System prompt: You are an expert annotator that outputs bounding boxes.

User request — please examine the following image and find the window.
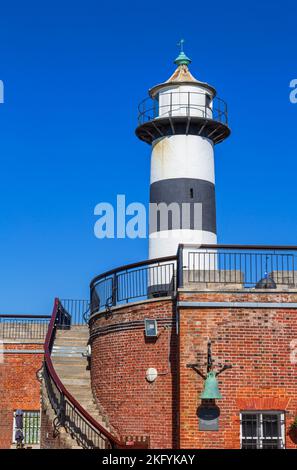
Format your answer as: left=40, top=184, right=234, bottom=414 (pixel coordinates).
left=240, top=412, right=285, bottom=449
left=205, top=94, right=212, bottom=108
left=13, top=410, right=40, bottom=445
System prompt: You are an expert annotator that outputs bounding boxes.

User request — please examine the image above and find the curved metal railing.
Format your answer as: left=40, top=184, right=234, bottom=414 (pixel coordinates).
left=43, top=298, right=126, bottom=449
left=90, top=255, right=177, bottom=315
left=137, top=92, right=228, bottom=126
left=90, top=245, right=297, bottom=316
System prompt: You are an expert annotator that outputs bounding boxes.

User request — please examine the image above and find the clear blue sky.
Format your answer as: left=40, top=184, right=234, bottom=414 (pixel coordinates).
left=0, top=0, right=296, bottom=314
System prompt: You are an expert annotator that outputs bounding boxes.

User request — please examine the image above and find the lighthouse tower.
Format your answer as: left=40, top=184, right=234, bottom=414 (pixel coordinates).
left=136, top=42, right=230, bottom=260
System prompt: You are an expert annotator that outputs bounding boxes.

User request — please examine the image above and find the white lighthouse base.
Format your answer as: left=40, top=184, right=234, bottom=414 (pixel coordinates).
left=149, top=229, right=217, bottom=260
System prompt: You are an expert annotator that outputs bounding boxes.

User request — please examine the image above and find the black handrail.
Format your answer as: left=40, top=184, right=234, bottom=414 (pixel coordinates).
left=192, top=244, right=297, bottom=251
left=177, top=244, right=297, bottom=288
left=0, top=314, right=50, bottom=319
left=90, top=255, right=177, bottom=287
left=90, top=255, right=177, bottom=315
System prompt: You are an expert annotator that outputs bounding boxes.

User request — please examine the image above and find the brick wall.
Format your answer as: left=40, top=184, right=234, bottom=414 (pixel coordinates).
left=0, top=342, right=43, bottom=448
left=178, top=290, right=297, bottom=448
left=90, top=298, right=178, bottom=449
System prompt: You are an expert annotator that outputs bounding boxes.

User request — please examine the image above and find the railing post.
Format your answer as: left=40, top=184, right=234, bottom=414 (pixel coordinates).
left=59, top=392, right=66, bottom=427
left=177, top=244, right=184, bottom=289
left=112, top=273, right=117, bottom=307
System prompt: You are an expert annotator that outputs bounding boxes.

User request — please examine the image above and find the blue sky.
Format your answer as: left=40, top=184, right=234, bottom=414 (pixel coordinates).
left=0, top=0, right=296, bottom=314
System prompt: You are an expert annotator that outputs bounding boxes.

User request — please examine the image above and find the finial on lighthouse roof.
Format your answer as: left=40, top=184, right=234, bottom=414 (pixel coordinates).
left=174, top=39, right=191, bottom=66
left=165, top=39, right=199, bottom=86
left=148, top=41, right=217, bottom=98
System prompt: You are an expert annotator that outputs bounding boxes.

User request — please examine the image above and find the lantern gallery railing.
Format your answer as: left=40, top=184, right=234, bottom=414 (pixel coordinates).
left=137, top=92, right=228, bottom=126
left=0, top=314, right=50, bottom=340
left=89, top=245, right=297, bottom=315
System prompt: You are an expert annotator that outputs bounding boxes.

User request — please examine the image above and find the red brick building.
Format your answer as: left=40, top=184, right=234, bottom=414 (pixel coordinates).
left=178, top=288, right=297, bottom=448
left=2, top=247, right=297, bottom=449
left=86, top=247, right=297, bottom=449
left=0, top=316, right=48, bottom=448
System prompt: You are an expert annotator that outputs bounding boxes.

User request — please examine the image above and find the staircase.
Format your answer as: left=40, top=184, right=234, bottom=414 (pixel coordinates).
left=42, top=299, right=134, bottom=449
left=42, top=299, right=149, bottom=449
left=52, top=326, right=110, bottom=433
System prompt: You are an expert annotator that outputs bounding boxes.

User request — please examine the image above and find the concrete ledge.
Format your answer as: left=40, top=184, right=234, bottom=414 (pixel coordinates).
left=177, top=301, right=297, bottom=309
left=0, top=349, right=44, bottom=354
left=1, top=339, right=45, bottom=344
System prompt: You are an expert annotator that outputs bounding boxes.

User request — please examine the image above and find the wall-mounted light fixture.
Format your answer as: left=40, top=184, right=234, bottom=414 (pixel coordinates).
left=144, top=319, right=158, bottom=338
left=146, top=367, right=158, bottom=382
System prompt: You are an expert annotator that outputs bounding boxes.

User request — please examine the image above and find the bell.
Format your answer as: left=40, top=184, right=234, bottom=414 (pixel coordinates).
left=200, top=371, right=222, bottom=400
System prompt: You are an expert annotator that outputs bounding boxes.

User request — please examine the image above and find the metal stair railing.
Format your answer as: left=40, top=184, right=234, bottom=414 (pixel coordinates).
left=43, top=298, right=130, bottom=449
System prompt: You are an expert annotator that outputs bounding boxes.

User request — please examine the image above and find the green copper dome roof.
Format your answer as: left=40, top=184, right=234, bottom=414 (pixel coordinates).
left=174, top=50, right=192, bottom=66
left=174, top=39, right=191, bottom=66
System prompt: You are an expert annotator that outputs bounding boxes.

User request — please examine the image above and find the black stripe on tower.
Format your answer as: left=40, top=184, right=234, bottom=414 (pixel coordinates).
left=149, top=178, right=216, bottom=234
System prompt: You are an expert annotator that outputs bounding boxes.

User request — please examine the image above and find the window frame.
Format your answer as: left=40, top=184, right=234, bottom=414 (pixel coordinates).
left=12, top=410, right=41, bottom=445
left=240, top=411, right=285, bottom=449
left=205, top=94, right=212, bottom=108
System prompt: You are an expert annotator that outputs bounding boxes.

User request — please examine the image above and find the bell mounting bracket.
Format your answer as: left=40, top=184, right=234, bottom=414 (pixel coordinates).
left=186, top=340, right=232, bottom=378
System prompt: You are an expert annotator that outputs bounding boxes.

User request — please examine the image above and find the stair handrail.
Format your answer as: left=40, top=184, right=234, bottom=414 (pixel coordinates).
left=44, top=297, right=127, bottom=448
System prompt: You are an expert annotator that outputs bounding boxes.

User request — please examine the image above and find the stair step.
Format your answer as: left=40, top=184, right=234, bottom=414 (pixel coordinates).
left=53, top=363, right=89, bottom=369
left=54, top=343, right=88, bottom=346
left=55, top=371, right=90, bottom=378
left=55, top=334, right=89, bottom=339
left=52, top=356, right=88, bottom=370
left=53, top=356, right=87, bottom=361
